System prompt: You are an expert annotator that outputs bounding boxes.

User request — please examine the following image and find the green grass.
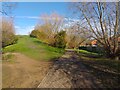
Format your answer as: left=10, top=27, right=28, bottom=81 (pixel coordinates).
left=65, top=49, right=101, bottom=58
left=78, top=49, right=120, bottom=73
left=78, top=49, right=120, bottom=88
left=82, top=57, right=120, bottom=73
left=78, top=49, right=99, bottom=55
left=3, top=35, right=64, bottom=61
left=77, top=49, right=102, bottom=58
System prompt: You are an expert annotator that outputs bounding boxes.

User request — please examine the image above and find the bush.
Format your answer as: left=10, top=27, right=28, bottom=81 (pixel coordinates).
left=30, top=30, right=39, bottom=38
left=2, top=31, right=18, bottom=48
left=78, top=46, right=104, bottom=54
left=30, top=30, right=67, bottom=48
left=53, top=31, right=66, bottom=48
left=79, top=46, right=87, bottom=50
left=30, top=29, right=48, bottom=43
left=2, top=18, right=18, bottom=48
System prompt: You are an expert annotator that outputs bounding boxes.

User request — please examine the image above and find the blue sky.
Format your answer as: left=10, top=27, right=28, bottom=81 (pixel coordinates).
left=3, top=2, right=70, bottom=35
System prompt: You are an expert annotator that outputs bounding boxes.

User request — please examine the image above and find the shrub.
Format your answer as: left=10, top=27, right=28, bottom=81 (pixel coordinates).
left=2, top=17, right=18, bottom=48
left=79, top=46, right=87, bottom=50
left=30, top=29, right=48, bottom=43
left=78, top=46, right=104, bottom=54
left=2, top=31, right=18, bottom=48
left=30, top=30, right=39, bottom=38
left=30, top=30, right=67, bottom=49
left=53, top=31, right=66, bottom=48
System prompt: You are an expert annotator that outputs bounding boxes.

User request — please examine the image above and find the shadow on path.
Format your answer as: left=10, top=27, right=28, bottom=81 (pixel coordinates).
left=38, top=51, right=103, bottom=88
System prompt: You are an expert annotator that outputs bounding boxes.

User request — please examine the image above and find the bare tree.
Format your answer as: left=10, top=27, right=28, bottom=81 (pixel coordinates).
left=65, top=22, right=92, bottom=48
left=1, top=17, right=18, bottom=48
left=0, top=3, right=17, bottom=48
left=0, top=2, right=17, bottom=16
left=71, top=2, right=119, bottom=59
left=35, top=12, right=64, bottom=45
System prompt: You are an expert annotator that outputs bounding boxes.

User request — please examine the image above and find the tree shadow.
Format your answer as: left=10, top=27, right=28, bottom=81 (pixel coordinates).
left=83, top=62, right=120, bottom=88
left=51, top=51, right=103, bottom=88
left=78, top=53, right=120, bottom=88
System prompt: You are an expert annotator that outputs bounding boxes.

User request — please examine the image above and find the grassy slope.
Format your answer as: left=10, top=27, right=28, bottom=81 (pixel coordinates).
left=3, top=35, right=64, bottom=61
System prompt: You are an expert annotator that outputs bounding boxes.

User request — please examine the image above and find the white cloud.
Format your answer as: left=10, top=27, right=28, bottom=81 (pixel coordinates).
left=15, top=25, right=35, bottom=35
left=63, top=18, right=80, bottom=28
left=15, top=16, right=63, bottom=21
left=64, top=18, right=79, bottom=22
left=15, top=16, right=80, bottom=22
left=15, top=26, right=21, bottom=29
left=15, top=16, right=40, bottom=19
left=14, top=16, right=80, bottom=35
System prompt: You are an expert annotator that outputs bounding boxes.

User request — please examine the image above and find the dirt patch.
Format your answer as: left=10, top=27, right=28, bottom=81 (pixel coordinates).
left=2, top=53, right=52, bottom=88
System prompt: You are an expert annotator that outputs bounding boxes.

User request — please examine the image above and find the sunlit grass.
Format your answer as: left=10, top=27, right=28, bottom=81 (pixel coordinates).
left=3, top=35, right=64, bottom=61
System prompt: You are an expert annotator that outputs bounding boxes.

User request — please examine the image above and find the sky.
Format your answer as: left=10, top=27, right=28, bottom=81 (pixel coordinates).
left=2, top=2, right=70, bottom=35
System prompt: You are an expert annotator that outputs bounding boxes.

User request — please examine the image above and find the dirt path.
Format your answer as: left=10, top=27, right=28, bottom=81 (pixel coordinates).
left=2, top=53, right=52, bottom=88
left=38, top=51, right=103, bottom=88
left=3, top=51, right=103, bottom=88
